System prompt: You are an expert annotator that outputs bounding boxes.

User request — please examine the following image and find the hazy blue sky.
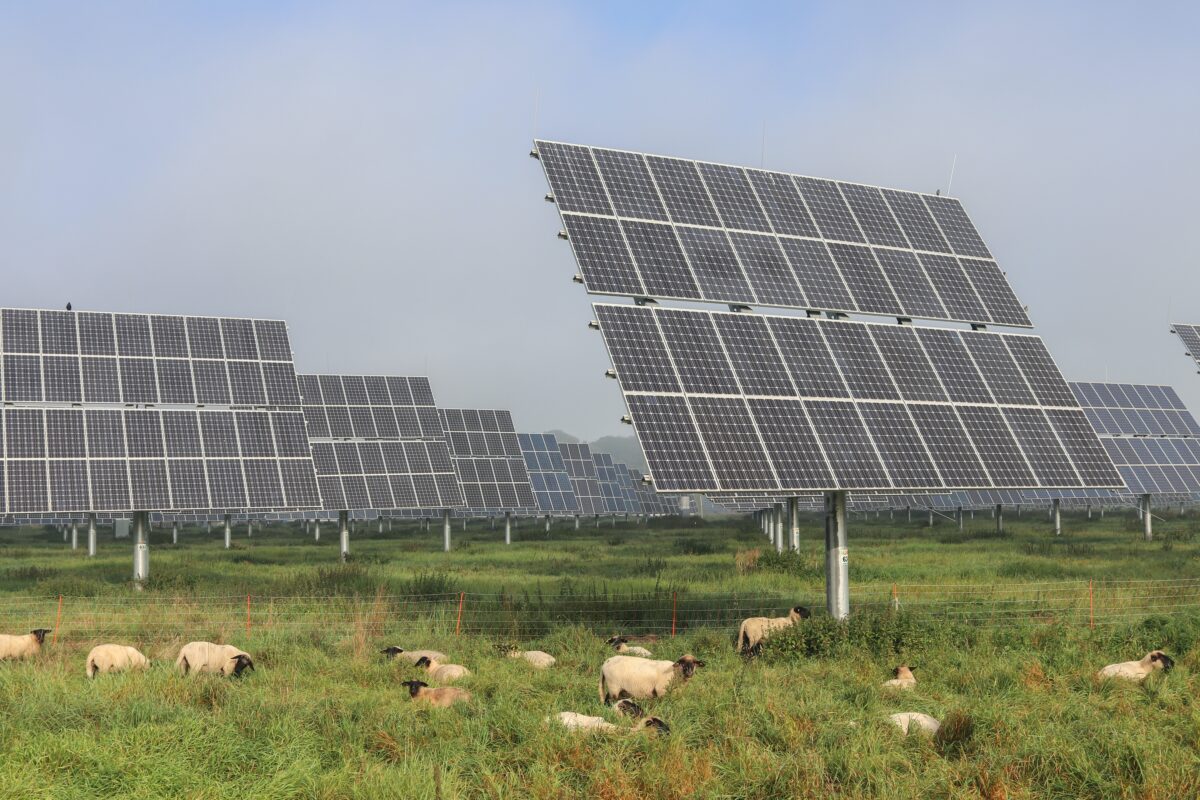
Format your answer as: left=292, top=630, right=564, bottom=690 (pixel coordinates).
left=2, top=2, right=1198, bottom=439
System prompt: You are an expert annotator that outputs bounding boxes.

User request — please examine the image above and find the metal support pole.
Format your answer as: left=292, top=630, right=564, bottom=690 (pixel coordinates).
left=462, top=516, right=467, bottom=532
left=172, top=521, right=178, bottom=545
left=224, top=514, right=232, bottom=549
left=1087, top=504, right=1092, bottom=520
left=825, top=491, right=849, bottom=620
left=71, top=522, right=78, bottom=551
left=339, top=510, right=350, bottom=561
left=906, top=506, right=912, bottom=523
left=1142, top=494, right=1153, bottom=541
left=957, top=506, right=963, bottom=532
left=443, top=509, right=453, bottom=552
left=773, top=503, right=784, bottom=554
left=789, top=497, right=800, bottom=551
left=504, top=511, right=512, bottom=545
left=928, top=508, right=934, bottom=527
left=314, top=518, right=321, bottom=541
left=379, top=519, right=384, bottom=534
left=247, top=521, right=253, bottom=538
left=490, top=516, right=496, bottom=530
left=574, top=514, right=580, bottom=531
left=133, top=511, right=149, bottom=584
left=87, top=513, right=97, bottom=557
left=545, top=514, right=551, bottom=533
left=1053, top=499, right=1062, bottom=536
left=996, top=504, right=1004, bottom=534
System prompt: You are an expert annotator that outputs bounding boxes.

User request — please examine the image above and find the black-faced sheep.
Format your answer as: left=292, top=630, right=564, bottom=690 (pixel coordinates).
left=86, top=644, right=150, bottom=678
left=548, top=711, right=670, bottom=735
left=400, top=679, right=471, bottom=707
left=0, top=629, right=50, bottom=661
left=1097, top=650, right=1175, bottom=682
left=508, top=649, right=556, bottom=669
left=380, top=646, right=447, bottom=665
left=606, top=636, right=653, bottom=658
left=599, top=654, right=704, bottom=704
left=614, top=698, right=644, bottom=718
left=414, top=655, right=471, bottom=682
left=175, top=641, right=254, bottom=677
left=737, top=606, right=810, bottom=654
left=882, top=665, right=916, bottom=690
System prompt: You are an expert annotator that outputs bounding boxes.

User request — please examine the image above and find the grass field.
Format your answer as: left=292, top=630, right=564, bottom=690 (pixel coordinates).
left=1, top=511, right=1199, bottom=798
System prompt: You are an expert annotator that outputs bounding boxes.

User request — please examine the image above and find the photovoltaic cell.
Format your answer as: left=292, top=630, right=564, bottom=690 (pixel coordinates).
left=440, top=407, right=536, bottom=513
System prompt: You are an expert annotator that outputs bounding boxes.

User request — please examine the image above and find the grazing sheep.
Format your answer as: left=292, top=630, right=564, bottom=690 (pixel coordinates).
left=85, top=644, right=149, bottom=678
left=599, top=654, right=705, bottom=704
left=737, top=606, right=810, bottom=654
left=614, top=698, right=644, bottom=718
left=1097, top=650, right=1175, bottom=682
left=400, top=679, right=471, bottom=707
left=380, top=646, right=447, bottom=665
left=607, top=636, right=653, bottom=658
left=889, top=712, right=941, bottom=736
left=414, top=656, right=471, bottom=683
left=175, top=642, right=254, bottom=677
left=0, top=629, right=51, bottom=661
left=548, top=711, right=670, bottom=735
left=508, top=649, right=556, bottom=669
left=883, top=665, right=916, bottom=690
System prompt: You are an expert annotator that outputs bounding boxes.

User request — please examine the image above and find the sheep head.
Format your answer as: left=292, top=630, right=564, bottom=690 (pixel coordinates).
left=640, top=717, right=670, bottom=735
left=790, top=606, right=812, bottom=621
left=414, top=656, right=432, bottom=668
left=1148, top=651, right=1175, bottom=673
left=893, top=665, right=914, bottom=679
left=674, top=654, right=705, bottom=679
left=30, top=629, right=51, bottom=644
left=380, top=646, right=405, bottom=659
left=230, top=654, right=255, bottom=676
left=606, top=636, right=627, bottom=646
left=614, top=699, right=644, bottom=719
left=400, top=680, right=428, bottom=697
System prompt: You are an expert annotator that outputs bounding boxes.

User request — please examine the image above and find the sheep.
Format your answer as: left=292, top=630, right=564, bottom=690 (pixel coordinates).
left=599, top=654, right=705, bottom=704
left=737, top=605, right=810, bottom=654
left=882, top=665, right=916, bottom=690
left=380, top=646, right=447, bottom=665
left=1097, top=650, right=1175, bottom=682
left=85, top=644, right=150, bottom=678
left=400, top=679, right=471, bottom=707
left=548, top=711, right=670, bottom=736
left=0, top=629, right=51, bottom=661
left=614, top=698, right=644, bottom=718
left=508, top=649, right=556, bottom=669
left=889, top=712, right=941, bottom=736
left=607, top=636, right=653, bottom=658
left=175, top=641, right=254, bottom=677
left=414, top=655, right=471, bottom=683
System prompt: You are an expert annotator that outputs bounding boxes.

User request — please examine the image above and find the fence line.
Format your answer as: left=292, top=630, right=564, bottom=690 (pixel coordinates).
left=2, top=578, right=1199, bottom=641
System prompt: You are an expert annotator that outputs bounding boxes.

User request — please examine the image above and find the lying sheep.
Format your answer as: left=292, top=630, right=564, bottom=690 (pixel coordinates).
left=889, top=712, right=940, bottom=736
left=614, top=698, right=644, bottom=718
left=548, top=711, right=670, bottom=735
left=883, top=665, right=916, bottom=690
left=414, top=656, right=471, bottom=683
left=508, top=649, right=556, bottom=669
left=380, top=646, right=447, bottom=665
left=175, top=641, right=254, bottom=677
left=86, top=644, right=150, bottom=678
left=599, top=654, right=704, bottom=704
left=607, top=636, right=653, bottom=658
left=0, top=629, right=51, bottom=661
left=1097, top=650, right=1175, bottom=682
left=400, top=679, right=471, bottom=707
left=737, top=606, right=810, bottom=654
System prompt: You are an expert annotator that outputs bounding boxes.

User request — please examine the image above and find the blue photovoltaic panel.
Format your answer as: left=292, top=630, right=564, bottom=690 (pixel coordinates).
left=1171, top=324, right=1200, bottom=373
left=535, top=141, right=1030, bottom=328
left=559, top=442, right=606, bottom=515
left=592, top=451, right=631, bottom=514
left=518, top=432, right=580, bottom=514
left=440, top=408, right=536, bottom=513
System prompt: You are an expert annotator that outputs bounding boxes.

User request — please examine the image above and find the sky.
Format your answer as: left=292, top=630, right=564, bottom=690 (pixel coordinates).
left=2, top=2, right=1198, bottom=440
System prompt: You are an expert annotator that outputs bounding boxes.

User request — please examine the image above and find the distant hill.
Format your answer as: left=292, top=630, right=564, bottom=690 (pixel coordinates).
left=544, top=430, right=647, bottom=472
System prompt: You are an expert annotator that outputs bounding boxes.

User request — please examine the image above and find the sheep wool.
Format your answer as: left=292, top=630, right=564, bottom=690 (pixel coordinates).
left=508, top=650, right=556, bottom=669
left=737, top=606, right=811, bottom=654
left=381, top=646, right=447, bottom=665
left=549, top=712, right=670, bottom=736
left=86, top=644, right=150, bottom=678
left=175, top=641, right=255, bottom=677
left=890, top=712, right=941, bottom=736
left=0, top=629, right=50, bottom=661
left=414, top=656, right=471, bottom=683
left=1097, top=650, right=1175, bottom=682
left=400, top=680, right=471, bottom=707
left=607, top=636, right=653, bottom=658
left=599, top=654, right=705, bottom=703
left=882, top=665, right=916, bottom=690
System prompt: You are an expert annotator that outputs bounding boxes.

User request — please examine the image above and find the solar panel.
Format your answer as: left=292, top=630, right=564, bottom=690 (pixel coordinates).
left=1070, top=381, right=1200, bottom=495
left=517, top=432, right=580, bottom=514
left=535, top=141, right=1030, bottom=327
left=558, top=442, right=606, bottom=515
left=0, top=308, right=320, bottom=514
left=612, top=462, right=643, bottom=515
left=594, top=303, right=1122, bottom=493
left=592, top=452, right=632, bottom=514
left=439, top=408, right=536, bottom=513
left=299, top=375, right=463, bottom=511
left=1171, top=324, right=1200, bottom=373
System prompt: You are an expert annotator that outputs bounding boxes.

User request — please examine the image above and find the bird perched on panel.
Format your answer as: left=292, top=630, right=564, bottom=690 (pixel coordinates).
left=66, top=302, right=72, bottom=311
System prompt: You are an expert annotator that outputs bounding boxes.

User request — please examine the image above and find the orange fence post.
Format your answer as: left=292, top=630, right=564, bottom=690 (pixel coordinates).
left=1088, top=580, right=1094, bottom=629
left=246, top=594, right=252, bottom=636
left=456, top=592, right=465, bottom=636
left=891, top=583, right=898, bottom=611
left=53, top=595, right=63, bottom=645
left=671, top=592, right=677, bottom=637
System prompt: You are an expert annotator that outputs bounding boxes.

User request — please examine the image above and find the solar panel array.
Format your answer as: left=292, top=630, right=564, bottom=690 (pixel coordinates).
left=558, top=442, right=605, bottom=515
left=1172, top=324, right=1200, bottom=372
left=439, top=409, right=537, bottom=513
left=299, top=375, right=463, bottom=511
left=628, top=468, right=671, bottom=515
left=535, top=140, right=1030, bottom=328
left=612, top=462, right=643, bottom=514
left=1071, top=382, right=1200, bottom=495
left=0, top=309, right=321, bottom=514
left=593, top=452, right=633, bottom=514
left=595, top=303, right=1122, bottom=493
left=518, top=432, right=580, bottom=514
